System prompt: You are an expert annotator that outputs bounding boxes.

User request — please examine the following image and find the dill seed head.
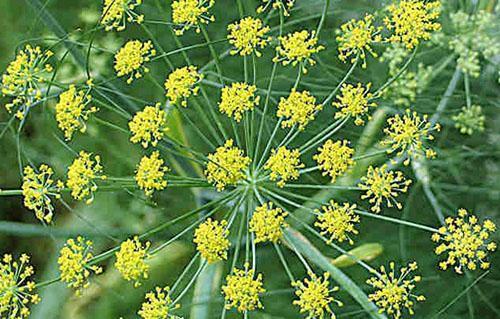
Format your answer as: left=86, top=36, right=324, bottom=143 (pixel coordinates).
left=164, top=66, right=202, bottom=107
left=313, top=139, right=355, bottom=183
left=315, top=200, right=360, bottom=244
left=66, top=151, right=107, bottom=204
left=222, top=263, right=265, bottom=312
left=193, top=218, right=230, bottom=263
left=264, top=146, right=304, bottom=187
left=129, top=103, right=169, bottom=148
left=114, top=40, right=156, bottom=84
left=452, top=105, right=485, bottom=135
left=227, top=17, right=271, bottom=57
left=135, top=151, right=170, bottom=197
left=293, top=272, right=342, bottom=319
left=115, top=237, right=151, bottom=287
left=249, top=202, right=288, bottom=243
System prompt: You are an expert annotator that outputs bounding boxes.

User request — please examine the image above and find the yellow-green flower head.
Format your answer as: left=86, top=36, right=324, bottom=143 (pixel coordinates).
left=1, top=45, right=53, bottom=119
left=333, top=83, right=376, bottom=126
left=171, top=0, right=215, bottom=35
left=273, top=30, right=324, bottom=73
left=249, top=202, right=288, bottom=243
left=135, top=151, right=170, bottom=197
left=358, top=165, right=411, bottom=213
left=382, top=109, right=440, bottom=165
left=129, top=103, right=169, bottom=148
left=277, top=89, right=322, bottom=130
left=57, top=237, right=102, bottom=296
left=264, top=146, right=304, bottom=187
left=227, top=17, right=271, bottom=57
left=22, top=164, right=64, bottom=224
left=101, top=0, right=144, bottom=31
left=257, top=0, right=295, bottom=16
left=383, top=0, right=441, bottom=50
left=0, top=254, right=41, bottom=319
left=315, top=200, right=360, bottom=245
left=222, top=263, right=265, bottom=312
left=431, top=208, right=497, bottom=274
left=219, top=82, right=260, bottom=122
left=336, top=14, right=382, bottom=68
left=164, top=66, right=202, bottom=107
left=67, top=151, right=107, bottom=204
left=115, top=237, right=151, bottom=287
left=367, top=262, right=425, bottom=319
left=114, top=40, right=156, bottom=84
left=193, top=218, right=230, bottom=263
left=138, top=286, right=180, bottom=319
left=205, top=139, right=251, bottom=191
left=55, top=84, right=97, bottom=141
left=452, top=105, right=485, bottom=135
left=313, top=139, right=354, bottom=183
left=292, top=272, right=342, bottom=319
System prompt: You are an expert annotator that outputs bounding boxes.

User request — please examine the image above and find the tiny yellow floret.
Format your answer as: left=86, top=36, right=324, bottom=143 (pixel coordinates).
left=315, top=200, right=360, bottom=244
left=277, top=89, right=322, bottom=130
left=333, top=83, right=376, bottom=126
left=222, top=263, right=265, bottom=312
left=264, top=147, right=304, bottom=187
left=164, top=66, right=202, bottom=107
left=115, top=237, right=151, bottom=287
left=249, top=202, right=288, bottom=243
left=66, top=151, right=107, bottom=204
left=129, top=103, right=169, bottom=148
left=313, top=139, right=354, bottom=183
left=219, top=82, right=260, bottom=122
left=227, top=17, right=271, bottom=57
left=135, top=151, right=170, bottom=196
left=194, top=218, right=230, bottom=263
left=293, top=272, right=342, bottom=319
left=114, top=40, right=156, bottom=84
left=257, top=0, right=295, bottom=16
left=138, top=286, right=180, bottom=319
left=273, top=30, right=324, bottom=73
left=171, top=0, right=215, bottom=35
left=101, top=0, right=144, bottom=31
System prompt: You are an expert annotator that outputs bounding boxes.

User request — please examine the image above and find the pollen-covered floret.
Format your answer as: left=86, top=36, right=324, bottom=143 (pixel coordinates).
left=219, top=82, right=260, bottom=122
left=333, top=83, right=376, bottom=126
left=228, top=17, right=271, bottom=57
left=135, top=151, right=169, bottom=196
left=138, top=286, right=180, bottom=319
left=171, top=0, right=215, bottom=35
left=115, top=237, right=151, bottom=287
left=277, top=89, right=322, bottom=130
left=114, top=40, right=156, bottom=84
left=66, top=151, right=107, bottom=204
left=164, top=66, right=202, bottom=107
left=249, top=202, right=288, bottom=243
left=129, top=103, right=169, bottom=148
left=273, top=30, right=324, bottom=73
left=432, top=208, right=496, bottom=274
left=359, top=165, right=411, bottom=213
left=257, top=0, right=295, bottom=16
left=452, top=105, right=485, bottom=135
left=313, top=140, right=354, bottom=183
left=293, top=272, right=342, bottom=319
left=101, top=0, right=144, bottom=31
left=193, top=218, right=230, bottom=263
left=222, top=263, right=265, bottom=312
left=315, top=200, right=360, bottom=244
left=264, top=147, right=304, bottom=187
left=367, top=262, right=425, bottom=319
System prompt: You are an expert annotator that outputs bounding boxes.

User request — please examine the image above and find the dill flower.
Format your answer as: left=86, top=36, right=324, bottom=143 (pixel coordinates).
left=114, top=40, right=156, bottom=84
left=367, top=262, right=425, bottom=319
left=21, top=164, right=64, bottom=223
left=129, top=103, right=169, bottom=148
left=452, top=105, right=485, bottom=135
left=115, top=237, right=151, bottom=287
left=384, top=0, right=441, bottom=49
left=101, top=0, right=144, bottom=31
left=264, top=146, right=304, bottom=187
left=315, top=200, right=360, bottom=244
left=205, top=139, right=251, bottom=191
left=249, top=202, right=288, bottom=243
left=1, top=45, right=53, bottom=119
left=227, top=17, right=271, bottom=57
left=277, top=89, right=322, bottom=130
left=0, top=254, right=40, bottom=319
left=292, top=272, right=342, bottom=319
left=164, top=66, right=202, bottom=107
left=171, top=0, right=215, bottom=35
left=336, top=14, right=382, bottom=68
left=218, top=82, right=260, bottom=122
left=313, top=139, right=354, bottom=183
left=431, top=208, right=497, bottom=274
left=66, top=151, right=107, bottom=204
left=193, top=218, right=230, bottom=263
left=273, top=30, right=324, bottom=73
left=257, top=0, right=295, bottom=16
left=138, top=286, right=180, bottom=319
left=55, top=84, right=97, bottom=140
left=358, top=165, right=411, bottom=213
left=332, top=83, right=376, bottom=126
left=135, top=151, right=169, bottom=196
left=222, top=263, right=265, bottom=312
left=57, top=237, right=102, bottom=296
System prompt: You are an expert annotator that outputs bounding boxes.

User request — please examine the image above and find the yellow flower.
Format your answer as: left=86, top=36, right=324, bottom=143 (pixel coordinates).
left=273, top=30, right=324, bottom=73
left=222, top=263, right=265, bottom=312
left=101, top=0, right=144, bottom=31
left=367, top=262, right=425, bottom=319
left=135, top=151, right=170, bottom=197
left=257, top=0, right=295, bottom=16
left=332, top=83, right=376, bottom=126
left=336, top=14, right=382, bottom=68
left=219, top=82, right=260, bottom=122
left=114, top=40, right=156, bottom=84
left=22, top=164, right=64, bottom=223
left=277, top=89, right=322, bottom=130
left=205, top=139, right=251, bottom=191
left=227, top=17, right=271, bottom=57
left=138, top=286, right=180, bottom=319
left=293, top=272, right=342, bottom=319
left=358, top=165, right=411, bottom=213
left=0, top=254, right=41, bottom=319
left=55, top=84, right=97, bottom=140
left=129, top=103, right=169, bottom=148
left=313, top=140, right=354, bottom=183
left=67, top=151, right=107, bottom=204
left=1, top=45, right=53, bottom=119
left=249, top=202, right=288, bottom=243
left=315, top=200, right=360, bottom=244
left=264, top=147, right=304, bottom=187
left=432, top=208, right=497, bottom=274
left=193, top=218, right=230, bottom=263
left=57, top=237, right=102, bottom=296
left=164, top=66, right=202, bottom=107
left=171, top=0, right=215, bottom=35
left=115, top=237, right=151, bottom=287
left=384, top=0, right=441, bottom=49
left=382, top=109, right=440, bottom=165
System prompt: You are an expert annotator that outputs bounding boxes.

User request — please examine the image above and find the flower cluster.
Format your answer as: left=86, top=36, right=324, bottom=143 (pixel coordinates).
left=264, top=146, right=304, bottom=187
left=135, top=151, right=170, bottom=196
left=222, top=264, right=265, bottom=312
left=218, top=82, right=260, bottom=122
left=194, top=218, right=230, bottom=263
left=313, top=139, right=354, bottom=183
left=164, top=66, right=202, bottom=107
left=129, top=103, right=169, bottom=148
left=293, top=272, right=341, bottom=319
left=249, top=202, right=288, bottom=243
left=257, top=0, right=295, bottom=16
left=274, top=30, right=324, bottom=73
left=277, top=89, right=321, bottom=130
left=114, top=40, right=156, bottom=84
left=452, top=105, right=485, bottom=135
left=101, top=0, right=144, bottom=31
left=315, top=200, right=360, bottom=244
left=115, top=237, right=151, bottom=287
left=138, top=286, right=179, bottom=319
left=66, top=151, right=106, bottom=203
left=227, top=17, right=271, bottom=57
left=333, top=83, right=375, bottom=126
left=171, top=0, right=215, bottom=35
